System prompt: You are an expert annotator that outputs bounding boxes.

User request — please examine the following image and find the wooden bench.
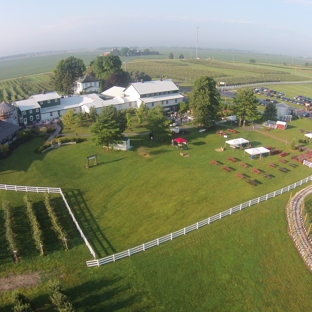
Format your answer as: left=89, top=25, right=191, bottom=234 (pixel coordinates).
left=263, top=173, right=272, bottom=179
left=246, top=179, right=257, bottom=186
left=221, top=166, right=231, bottom=172
left=235, top=172, right=245, bottom=179
left=278, top=167, right=288, bottom=173
left=251, top=168, right=261, bottom=174
left=278, top=152, right=288, bottom=157
left=227, top=156, right=237, bottom=162
left=269, top=163, right=277, bottom=168
left=289, top=163, right=297, bottom=168
left=209, top=160, right=218, bottom=166
left=239, top=162, right=249, bottom=168
left=279, top=159, right=287, bottom=163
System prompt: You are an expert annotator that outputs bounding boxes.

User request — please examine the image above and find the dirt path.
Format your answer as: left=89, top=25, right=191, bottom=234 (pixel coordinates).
left=0, top=271, right=41, bottom=291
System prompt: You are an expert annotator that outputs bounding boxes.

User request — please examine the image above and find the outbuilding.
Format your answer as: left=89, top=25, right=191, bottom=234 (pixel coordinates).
left=276, top=121, right=287, bottom=130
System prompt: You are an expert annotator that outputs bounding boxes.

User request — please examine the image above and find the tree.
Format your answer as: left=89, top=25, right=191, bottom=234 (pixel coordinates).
left=189, top=76, right=221, bottom=128
left=89, top=106, right=98, bottom=122
left=136, top=102, right=148, bottom=126
left=232, top=88, right=261, bottom=127
left=126, top=112, right=132, bottom=129
left=0, top=144, right=9, bottom=156
left=178, top=102, right=189, bottom=115
left=146, top=105, right=170, bottom=134
left=305, top=62, right=309, bottom=67
left=61, top=109, right=75, bottom=128
left=90, top=106, right=126, bottom=149
left=130, top=71, right=152, bottom=82
left=249, top=59, right=256, bottom=64
left=52, top=56, right=86, bottom=94
left=103, top=71, right=131, bottom=90
left=168, top=52, right=174, bottom=59
left=76, top=112, right=84, bottom=126
left=263, top=102, right=277, bottom=121
left=179, top=54, right=184, bottom=59
left=92, top=55, right=122, bottom=81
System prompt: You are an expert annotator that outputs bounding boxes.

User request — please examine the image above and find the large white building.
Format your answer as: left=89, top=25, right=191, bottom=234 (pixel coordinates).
left=14, top=80, right=184, bottom=123
left=75, top=74, right=100, bottom=94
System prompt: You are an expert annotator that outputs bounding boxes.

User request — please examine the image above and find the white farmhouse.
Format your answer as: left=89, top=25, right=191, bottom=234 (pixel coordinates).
left=75, top=74, right=100, bottom=94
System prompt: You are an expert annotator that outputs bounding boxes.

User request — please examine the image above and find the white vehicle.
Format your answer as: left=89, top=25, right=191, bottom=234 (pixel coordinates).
left=170, top=126, right=180, bottom=134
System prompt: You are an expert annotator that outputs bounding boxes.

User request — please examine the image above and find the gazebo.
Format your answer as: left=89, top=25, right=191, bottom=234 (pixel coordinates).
left=225, top=138, right=249, bottom=149
left=244, top=147, right=270, bottom=159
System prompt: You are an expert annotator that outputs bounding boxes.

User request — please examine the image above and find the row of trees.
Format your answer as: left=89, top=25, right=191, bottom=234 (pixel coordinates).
left=52, top=54, right=152, bottom=95
left=168, top=53, right=184, bottom=59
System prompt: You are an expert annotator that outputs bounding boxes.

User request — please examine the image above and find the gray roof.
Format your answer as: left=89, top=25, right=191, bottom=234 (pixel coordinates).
left=77, top=74, right=99, bottom=83
left=13, top=99, right=41, bottom=111
left=0, top=102, right=18, bottom=115
left=0, top=120, right=21, bottom=142
left=126, top=80, right=179, bottom=95
left=30, top=91, right=61, bottom=102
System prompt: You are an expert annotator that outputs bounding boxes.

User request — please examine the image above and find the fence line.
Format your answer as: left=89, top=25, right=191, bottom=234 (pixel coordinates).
left=0, top=183, right=96, bottom=259
left=303, top=160, right=312, bottom=168
left=86, top=175, right=312, bottom=267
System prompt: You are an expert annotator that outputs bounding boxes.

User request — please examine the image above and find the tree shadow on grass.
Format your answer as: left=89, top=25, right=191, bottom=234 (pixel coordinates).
left=60, top=189, right=116, bottom=258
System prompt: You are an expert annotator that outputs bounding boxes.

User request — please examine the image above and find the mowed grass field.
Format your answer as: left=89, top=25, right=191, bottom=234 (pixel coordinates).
left=1, top=117, right=312, bottom=310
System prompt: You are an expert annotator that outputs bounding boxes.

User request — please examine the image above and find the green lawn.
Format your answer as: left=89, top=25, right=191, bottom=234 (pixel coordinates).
left=1, top=120, right=312, bottom=310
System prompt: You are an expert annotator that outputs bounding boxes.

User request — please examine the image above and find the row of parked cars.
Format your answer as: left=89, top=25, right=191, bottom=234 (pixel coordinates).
left=254, top=87, right=311, bottom=107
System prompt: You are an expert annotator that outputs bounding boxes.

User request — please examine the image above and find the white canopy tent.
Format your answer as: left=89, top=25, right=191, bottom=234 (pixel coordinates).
left=225, top=138, right=249, bottom=149
left=244, top=147, right=270, bottom=159
left=305, top=133, right=312, bottom=139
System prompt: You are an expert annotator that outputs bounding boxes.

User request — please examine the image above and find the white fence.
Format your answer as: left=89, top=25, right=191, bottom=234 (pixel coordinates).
left=86, top=175, right=312, bottom=267
left=303, top=160, right=312, bottom=168
left=0, top=183, right=96, bottom=259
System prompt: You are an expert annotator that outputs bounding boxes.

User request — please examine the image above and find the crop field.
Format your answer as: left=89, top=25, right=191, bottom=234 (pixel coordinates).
left=1, top=116, right=312, bottom=310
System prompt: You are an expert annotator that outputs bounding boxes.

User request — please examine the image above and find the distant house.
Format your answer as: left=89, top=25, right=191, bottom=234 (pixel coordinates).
left=276, top=102, right=291, bottom=120
left=13, top=98, right=41, bottom=125
left=0, top=102, right=21, bottom=126
left=75, top=74, right=100, bottom=94
left=0, top=120, right=21, bottom=145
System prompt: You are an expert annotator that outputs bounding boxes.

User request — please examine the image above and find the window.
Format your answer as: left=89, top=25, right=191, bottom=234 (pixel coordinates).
left=36, top=115, right=40, bottom=120
left=29, top=110, right=32, bottom=114
left=47, top=100, right=50, bottom=103
left=30, top=116, right=33, bottom=121
left=175, top=99, right=178, bottom=103
left=129, top=103, right=132, bottom=107
left=166, top=100, right=169, bottom=104
left=20, top=118, right=23, bottom=123
left=55, top=99, right=57, bottom=102
left=40, top=101, right=43, bottom=104
left=50, top=112, right=53, bottom=117
left=24, top=118, right=27, bottom=124
left=151, top=103, right=154, bottom=107
left=22, top=111, right=26, bottom=115
left=36, top=109, right=39, bottom=112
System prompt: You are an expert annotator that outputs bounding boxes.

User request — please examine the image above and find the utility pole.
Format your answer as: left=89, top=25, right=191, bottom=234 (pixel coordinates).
left=196, top=26, right=199, bottom=59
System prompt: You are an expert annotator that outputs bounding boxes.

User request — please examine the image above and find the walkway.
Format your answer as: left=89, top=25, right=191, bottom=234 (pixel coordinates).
left=254, top=129, right=288, bottom=143
left=47, top=123, right=62, bottom=142
left=286, top=185, right=312, bottom=272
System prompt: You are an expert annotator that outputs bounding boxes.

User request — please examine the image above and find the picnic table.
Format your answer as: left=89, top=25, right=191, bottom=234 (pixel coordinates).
left=251, top=168, right=261, bottom=174
left=239, top=162, right=249, bottom=168
left=289, top=163, right=297, bottom=168
left=221, top=165, right=231, bottom=172
left=278, top=167, right=288, bottom=173
left=246, top=179, right=257, bottom=186
left=227, top=156, right=237, bottom=162
left=279, top=159, right=287, bottom=163
left=269, top=163, right=277, bottom=168
left=235, top=172, right=245, bottom=179
left=263, top=173, right=272, bottom=179
left=227, top=129, right=237, bottom=134
left=210, top=160, right=218, bottom=166
left=279, top=152, right=288, bottom=157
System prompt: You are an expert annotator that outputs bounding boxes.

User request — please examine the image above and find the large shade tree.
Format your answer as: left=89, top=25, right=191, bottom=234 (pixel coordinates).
left=90, top=106, right=126, bottom=149
left=263, top=102, right=277, bottom=121
left=232, top=88, right=261, bottom=127
left=92, top=55, right=122, bottom=81
left=52, top=56, right=86, bottom=94
left=146, top=105, right=170, bottom=134
left=189, top=76, right=221, bottom=127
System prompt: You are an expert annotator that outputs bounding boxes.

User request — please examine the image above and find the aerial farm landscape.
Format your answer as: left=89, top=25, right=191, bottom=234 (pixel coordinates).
left=2, top=1, right=312, bottom=311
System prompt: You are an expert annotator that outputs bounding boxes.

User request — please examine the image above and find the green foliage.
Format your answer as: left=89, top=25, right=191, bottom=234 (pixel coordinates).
left=168, top=52, right=174, bottom=59
left=263, top=102, right=277, bottom=121
left=62, top=109, right=75, bottom=128
left=90, top=105, right=127, bottom=148
left=12, top=291, right=33, bottom=312
left=48, top=280, right=75, bottom=312
left=89, top=105, right=98, bottom=122
left=249, top=59, right=256, bottom=63
left=44, top=193, right=68, bottom=250
left=52, top=56, right=86, bottom=94
left=23, top=195, right=44, bottom=256
left=3, top=201, right=18, bottom=261
left=189, top=76, right=221, bottom=127
left=178, top=102, right=189, bottom=114
left=179, top=54, right=184, bottom=59
left=126, top=112, right=132, bottom=129
left=146, top=105, right=170, bottom=133
left=290, top=139, right=296, bottom=150
left=75, top=112, right=84, bottom=126
left=92, top=55, right=122, bottom=81
left=232, top=88, right=262, bottom=127
left=129, top=71, right=152, bottom=82
left=0, top=143, right=9, bottom=156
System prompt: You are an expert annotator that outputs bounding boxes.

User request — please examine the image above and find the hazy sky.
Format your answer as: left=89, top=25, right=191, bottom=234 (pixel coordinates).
left=1, top=0, right=312, bottom=57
